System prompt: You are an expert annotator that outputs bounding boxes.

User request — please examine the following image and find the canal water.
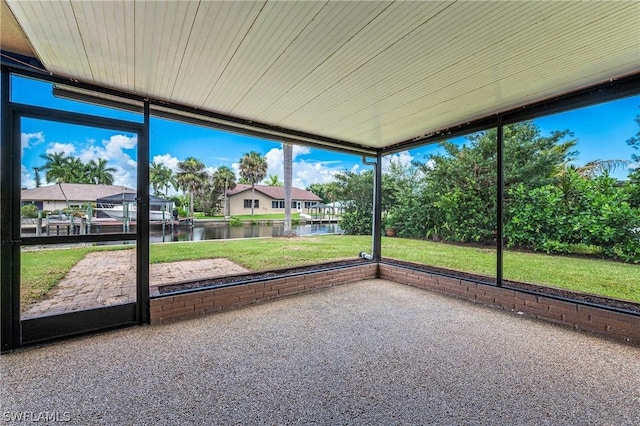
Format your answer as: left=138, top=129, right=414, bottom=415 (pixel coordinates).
left=149, top=222, right=342, bottom=243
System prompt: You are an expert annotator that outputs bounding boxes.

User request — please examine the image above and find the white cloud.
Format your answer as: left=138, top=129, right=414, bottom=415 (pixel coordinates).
left=205, top=166, right=216, bottom=178
left=46, top=142, right=76, bottom=156
left=41, top=135, right=139, bottom=189
left=21, top=132, right=44, bottom=153
left=231, top=162, right=240, bottom=180
left=75, top=135, right=138, bottom=188
left=264, top=148, right=285, bottom=180
left=152, top=154, right=180, bottom=172
left=21, top=165, right=36, bottom=189
left=382, top=151, right=413, bottom=171
left=264, top=145, right=345, bottom=189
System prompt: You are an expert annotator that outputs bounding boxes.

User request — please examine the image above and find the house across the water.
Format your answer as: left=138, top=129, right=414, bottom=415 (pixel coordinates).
left=225, top=184, right=322, bottom=216
left=21, top=183, right=136, bottom=212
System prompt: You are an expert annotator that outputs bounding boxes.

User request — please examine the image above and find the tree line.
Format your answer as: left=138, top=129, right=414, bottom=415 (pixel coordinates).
left=35, top=150, right=273, bottom=218
left=150, top=151, right=270, bottom=218
left=36, top=152, right=117, bottom=186
left=335, top=119, right=640, bottom=263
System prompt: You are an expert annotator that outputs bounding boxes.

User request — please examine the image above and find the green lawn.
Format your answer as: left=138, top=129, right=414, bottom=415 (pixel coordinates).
left=381, top=238, right=640, bottom=303
left=149, top=235, right=367, bottom=270
left=20, top=236, right=640, bottom=310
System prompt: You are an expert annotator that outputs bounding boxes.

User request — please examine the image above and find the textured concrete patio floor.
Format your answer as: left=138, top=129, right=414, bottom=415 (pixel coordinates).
left=3, top=279, right=639, bottom=425
left=22, top=250, right=249, bottom=319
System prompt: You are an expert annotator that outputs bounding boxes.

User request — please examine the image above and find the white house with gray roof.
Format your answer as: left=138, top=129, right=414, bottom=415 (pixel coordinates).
left=21, top=183, right=136, bottom=212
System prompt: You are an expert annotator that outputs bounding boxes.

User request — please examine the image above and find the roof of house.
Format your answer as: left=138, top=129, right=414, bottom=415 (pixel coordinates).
left=21, top=183, right=136, bottom=202
left=227, top=184, right=321, bottom=202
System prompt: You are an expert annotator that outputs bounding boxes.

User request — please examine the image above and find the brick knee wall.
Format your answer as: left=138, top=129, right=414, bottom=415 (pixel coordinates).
left=150, top=263, right=378, bottom=324
left=379, top=263, right=640, bottom=346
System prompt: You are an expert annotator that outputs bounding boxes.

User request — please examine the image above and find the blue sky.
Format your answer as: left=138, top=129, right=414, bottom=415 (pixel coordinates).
left=13, top=74, right=640, bottom=191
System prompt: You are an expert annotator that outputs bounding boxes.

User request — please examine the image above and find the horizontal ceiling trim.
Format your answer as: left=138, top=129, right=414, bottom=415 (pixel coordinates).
left=2, top=64, right=376, bottom=156
left=150, top=105, right=377, bottom=156
left=381, top=71, right=640, bottom=155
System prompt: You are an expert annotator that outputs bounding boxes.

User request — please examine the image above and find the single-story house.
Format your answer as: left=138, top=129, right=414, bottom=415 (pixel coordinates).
left=225, top=184, right=322, bottom=216
left=21, top=183, right=136, bottom=212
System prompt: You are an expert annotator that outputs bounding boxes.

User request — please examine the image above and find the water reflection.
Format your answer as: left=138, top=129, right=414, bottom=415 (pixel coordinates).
left=149, top=223, right=342, bottom=243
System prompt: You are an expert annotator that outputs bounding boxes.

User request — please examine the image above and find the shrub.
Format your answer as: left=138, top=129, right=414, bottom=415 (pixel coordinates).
left=21, top=204, right=39, bottom=218
left=339, top=210, right=372, bottom=235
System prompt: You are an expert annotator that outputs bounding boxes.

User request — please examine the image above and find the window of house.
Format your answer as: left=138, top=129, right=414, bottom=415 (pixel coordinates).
left=244, top=199, right=259, bottom=208
left=271, top=200, right=285, bottom=209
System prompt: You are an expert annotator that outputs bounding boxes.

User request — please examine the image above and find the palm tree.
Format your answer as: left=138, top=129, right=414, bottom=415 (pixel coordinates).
left=575, top=159, right=631, bottom=179
left=40, top=152, right=72, bottom=183
left=212, top=166, right=236, bottom=217
left=33, top=167, right=42, bottom=188
left=283, top=144, right=293, bottom=236
left=176, top=157, right=209, bottom=219
left=267, top=174, right=282, bottom=186
left=238, top=151, right=268, bottom=216
left=87, top=158, right=116, bottom=185
left=150, top=162, right=175, bottom=196
left=555, top=158, right=630, bottom=181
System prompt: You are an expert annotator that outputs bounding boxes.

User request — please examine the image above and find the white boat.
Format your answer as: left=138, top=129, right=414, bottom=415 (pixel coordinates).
left=99, top=204, right=173, bottom=221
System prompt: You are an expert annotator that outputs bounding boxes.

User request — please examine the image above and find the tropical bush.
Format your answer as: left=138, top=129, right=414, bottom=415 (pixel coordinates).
left=335, top=170, right=374, bottom=235
left=21, top=204, right=39, bottom=218
left=337, top=120, right=640, bottom=263
left=505, top=172, right=640, bottom=261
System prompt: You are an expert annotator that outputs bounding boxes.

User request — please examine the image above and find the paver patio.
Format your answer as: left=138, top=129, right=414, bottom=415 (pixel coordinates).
left=22, top=250, right=249, bottom=319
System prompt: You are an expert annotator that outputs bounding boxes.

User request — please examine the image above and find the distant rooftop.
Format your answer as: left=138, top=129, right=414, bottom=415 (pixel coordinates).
left=21, top=183, right=135, bottom=202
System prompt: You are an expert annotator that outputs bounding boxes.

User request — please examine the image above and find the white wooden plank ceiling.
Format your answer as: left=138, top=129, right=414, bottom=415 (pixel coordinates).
left=4, top=0, right=640, bottom=149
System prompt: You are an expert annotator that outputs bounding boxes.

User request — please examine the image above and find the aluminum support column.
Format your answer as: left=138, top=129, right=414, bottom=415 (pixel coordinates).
left=137, top=101, right=150, bottom=324
left=496, top=118, right=504, bottom=287
left=372, top=153, right=383, bottom=262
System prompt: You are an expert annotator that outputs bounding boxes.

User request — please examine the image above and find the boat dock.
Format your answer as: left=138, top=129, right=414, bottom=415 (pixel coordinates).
left=20, top=217, right=189, bottom=237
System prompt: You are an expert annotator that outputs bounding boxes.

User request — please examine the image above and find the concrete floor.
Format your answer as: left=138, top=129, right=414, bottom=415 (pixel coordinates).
left=2, top=279, right=639, bottom=425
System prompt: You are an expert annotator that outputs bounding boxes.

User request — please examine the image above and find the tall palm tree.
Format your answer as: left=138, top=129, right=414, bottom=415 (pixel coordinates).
left=40, top=152, right=72, bottom=183
left=176, top=157, right=209, bottom=219
left=212, top=166, right=236, bottom=217
left=283, top=144, right=293, bottom=236
left=150, top=162, right=175, bottom=196
left=87, top=158, right=116, bottom=185
left=33, top=167, right=42, bottom=188
left=238, top=151, right=268, bottom=216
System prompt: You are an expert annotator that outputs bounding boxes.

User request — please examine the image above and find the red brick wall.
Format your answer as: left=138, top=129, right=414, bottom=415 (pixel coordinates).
left=150, top=263, right=378, bottom=324
left=379, top=263, right=640, bottom=346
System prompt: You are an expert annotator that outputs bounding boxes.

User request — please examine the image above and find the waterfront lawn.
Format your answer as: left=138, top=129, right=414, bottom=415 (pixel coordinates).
left=20, top=236, right=640, bottom=308
left=149, top=235, right=368, bottom=270
left=381, top=238, right=640, bottom=303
